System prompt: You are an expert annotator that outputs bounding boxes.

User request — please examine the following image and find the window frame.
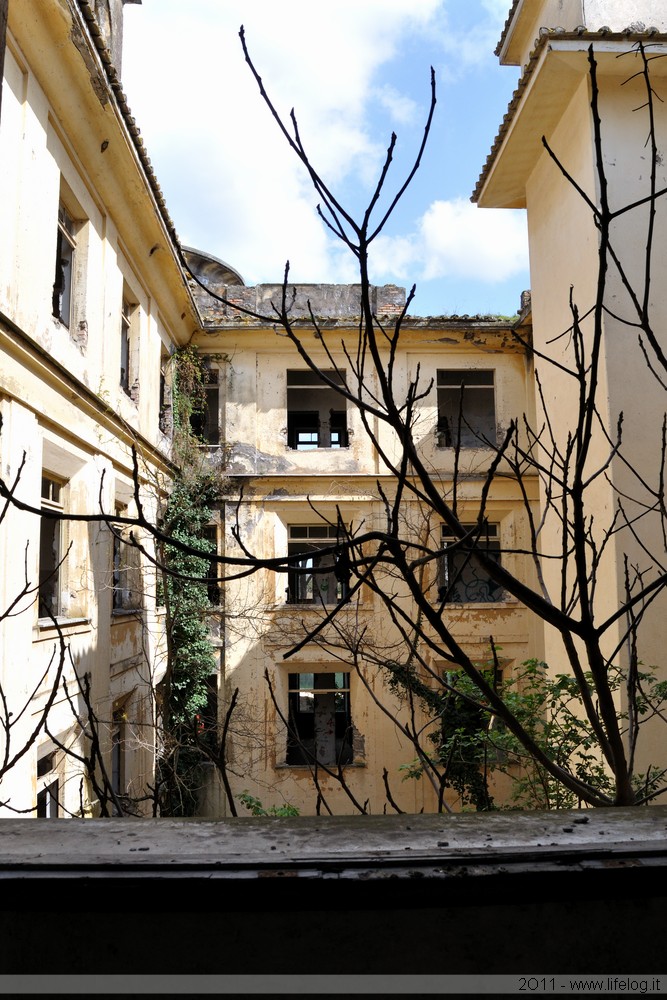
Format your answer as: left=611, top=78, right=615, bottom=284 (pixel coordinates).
left=190, top=365, right=220, bottom=445
left=286, top=370, right=348, bottom=450
left=52, top=203, right=76, bottom=328
left=439, top=522, right=504, bottom=605
left=112, top=504, right=142, bottom=614
left=286, top=671, right=353, bottom=767
left=436, top=369, right=496, bottom=449
left=286, top=524, right=349, bottom=606
left=36, top=748, right=61, bottom=819
left=39, top=474, right=66, bottom=620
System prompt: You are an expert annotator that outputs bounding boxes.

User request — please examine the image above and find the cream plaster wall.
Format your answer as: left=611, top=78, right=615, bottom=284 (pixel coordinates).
left=194, top=321, right=539, bottom=816
left=0, top=3, right=196, bottom=817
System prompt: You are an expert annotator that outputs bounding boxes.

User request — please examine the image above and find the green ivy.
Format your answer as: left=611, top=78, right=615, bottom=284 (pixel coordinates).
left=157, top=347, right=223, bottom=816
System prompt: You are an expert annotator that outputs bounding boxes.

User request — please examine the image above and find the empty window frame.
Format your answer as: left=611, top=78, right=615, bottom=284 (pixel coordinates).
left=52, top=203, right=76, bottom=327
left=287, top=524, right=348, bottom=605
left=36, top=750, right=60, bottom=818
left=439, top=523, right=503, bottom=604
left=39, top=475, right=65, bottom=618
left=111, top=707, right=125, bottom=806
left=112, top=505, right=141, bottom=612
left=120, top=296, right=135, bottom=395
left=190, top=367, right=220, bottom=445
left=159, top=350, right=172, bottom=435
left=286, top=672, right=353, bottom=766
left=287, top=370, right=347, bottom=450
left=195, top=673, right=219, bottom=752
left=437, top=370, right=496, bottom=449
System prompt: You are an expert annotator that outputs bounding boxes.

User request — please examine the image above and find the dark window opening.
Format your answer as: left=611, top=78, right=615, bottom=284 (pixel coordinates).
left=37, top=780, right=59, bottom=818
left=39, top=475, right=64, bottom=618
left=437, top=370, right=496, bottom=449
left=36, top=750, right=59, bottom=819
left=202, top=525, right=221, bottom=606
left=287, top=370, right=347, bottom=450
left=439, top=523, right=503, bottom=604
left=195, top=674, right=219, bottom=752
left=159, top=358, right=171, bottom=434
left=287, top=524, right=348, bottom=605
left=286, top=672, right=353, bottom=766
left=120, top=297, right=133, bottom=394
left=112, top=506, right=141, bottom=612
left=190, top=369, right=220, bottom=445
left=111, top=709, right=124, bottom=799
left=52, top=204, right=75, bottom=327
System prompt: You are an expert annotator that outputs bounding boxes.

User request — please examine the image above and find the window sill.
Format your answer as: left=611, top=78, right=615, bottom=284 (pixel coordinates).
left=111, top=608, right=143, bottom=618
left=283, top=602, right=344, bottom=610
left=37, top=616, right=89, bottom=631
left=438, top=598, right=517, bottom=609
left=275, top=761, right=366, bottom=770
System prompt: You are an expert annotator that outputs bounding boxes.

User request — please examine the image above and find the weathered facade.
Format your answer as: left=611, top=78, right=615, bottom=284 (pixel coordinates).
left=186, top=270, right=540, bottom=816
left=2, top=0, right=667, bottom=820
left=0, top=0, right=199, bottom=816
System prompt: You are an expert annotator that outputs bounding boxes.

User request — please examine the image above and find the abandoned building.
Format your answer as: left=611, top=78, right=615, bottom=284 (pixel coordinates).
left=1, top=0, right=667, bottom=820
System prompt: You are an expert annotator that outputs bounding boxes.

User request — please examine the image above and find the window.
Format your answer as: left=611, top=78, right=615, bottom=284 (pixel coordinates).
left=287, top=370, right=347, bottom=450
left=195, top=673, right=219, bottom=752
left=39, top=475, right=65, bottom=618
left=52, top=203, right=76, bottom=327
left=36, top=750, right=60, bottom=818
left=437, top=370, right=496, bottom=448
left=111, top=708, right=125, bottom=807
left=190, top=367, right=220, bottom=444
left=112, top=506, right=142, bottom=612
left=202, top=525, right=221, bottom=606
left=159, top=350, right=172, bottom=435
left=287, top=525, right=348, bottom=605
left=439, top=523, right=503, bottom=604
left=286, top=672, right=353, bottom=766
left=120, top=297, right=133, bottom=394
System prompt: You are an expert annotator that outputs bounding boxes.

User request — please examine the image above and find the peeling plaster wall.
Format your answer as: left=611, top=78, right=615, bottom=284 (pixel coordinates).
left=0, top=0, right=188, bottom=817
left=194, top=318, right=540, bottom=817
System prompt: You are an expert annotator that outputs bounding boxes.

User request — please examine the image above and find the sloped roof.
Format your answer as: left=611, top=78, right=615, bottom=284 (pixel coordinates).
left=473, top=27, right=667, bottom=206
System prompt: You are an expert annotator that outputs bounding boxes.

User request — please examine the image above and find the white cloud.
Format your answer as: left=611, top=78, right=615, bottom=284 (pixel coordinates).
left=370, top=198, right=528, bottom=284
left=122, top=0, right=444, bottom=282
left=372, top=85, right=420, bottom=126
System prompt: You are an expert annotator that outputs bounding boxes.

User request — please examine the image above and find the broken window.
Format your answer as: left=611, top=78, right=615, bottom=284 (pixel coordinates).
left=112, top=505, right=142, bottom=612
left=52, top=203, right=76, bottom=327
left=190, top=367, right=220, bottom=445
left=286, top=672, right=353, bottom=766
left=437, top=370, right=496, bottom=448
left=120, top=296, right=135, bottom=395
left=439, top=523, right=503, bottom=604
left=195, top=673, right=219, bottom=752
left=111, top=707, right=125, bottom=806
left=36, top=749, right=60, bottom=818
left=159, top=349, right=172, bottom=435
left=287, top=370, right=347, bottom=449
left=287, top=524, right=348, bottom=605
left=39, top=475, right=65, bottom=618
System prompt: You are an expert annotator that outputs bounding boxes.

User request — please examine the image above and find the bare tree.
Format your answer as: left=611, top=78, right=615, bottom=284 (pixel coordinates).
left=3, top=34, right=667, bottom=816
left=187, top=33, right=667, bottom=810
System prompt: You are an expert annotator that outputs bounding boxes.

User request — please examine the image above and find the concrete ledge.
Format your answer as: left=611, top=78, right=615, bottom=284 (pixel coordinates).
left=1, top=808, right=665, bottom=974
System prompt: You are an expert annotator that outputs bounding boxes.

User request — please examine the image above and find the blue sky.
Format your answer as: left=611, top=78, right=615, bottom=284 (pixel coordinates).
left=122, top=1, right=528, bottom=318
